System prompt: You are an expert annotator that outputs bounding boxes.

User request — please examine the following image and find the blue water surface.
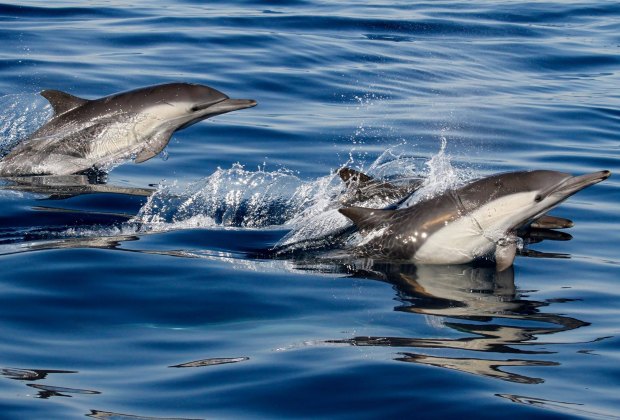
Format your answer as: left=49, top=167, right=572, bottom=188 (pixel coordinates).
left=1, top=1, right=619, bottom=418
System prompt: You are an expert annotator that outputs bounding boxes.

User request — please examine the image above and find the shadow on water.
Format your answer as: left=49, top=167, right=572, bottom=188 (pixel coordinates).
left=1, top=358, right=245, bottom=418
left=0, top=239, right=595, bottom=395
left=86, top=410, right=201, bottom=420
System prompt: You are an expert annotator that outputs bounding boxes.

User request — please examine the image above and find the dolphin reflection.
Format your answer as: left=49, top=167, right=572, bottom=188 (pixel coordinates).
left=317, top=262, right=590, bottom=385
left=1, top=228, right=597, bottom=386
left=0, top=173, right=154, bottom=200
left=0, top=367, right=99, bottom=399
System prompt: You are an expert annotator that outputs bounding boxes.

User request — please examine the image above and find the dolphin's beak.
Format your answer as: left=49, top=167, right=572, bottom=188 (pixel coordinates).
left=220, top=98, right=258, bottom=111
left=545, top=170, right=611, bottom=199
left=197, top=98, right=257, bottom=116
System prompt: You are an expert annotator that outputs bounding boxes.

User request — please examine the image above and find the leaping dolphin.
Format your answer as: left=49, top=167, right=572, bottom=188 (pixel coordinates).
left=339, top=170, right=611, bottom=270
left=0, top=83, right=257, bottom=176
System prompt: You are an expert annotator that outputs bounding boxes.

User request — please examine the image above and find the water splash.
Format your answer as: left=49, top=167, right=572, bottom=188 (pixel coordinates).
left=131, top=163, right=338, bottom=232
left=398, top=136, right=475, bottom=208
left=130, top=140, right=468, bottom=250
left=1, top=136, right=470, bottom=254
left=344, top=91, right=392, bottom=169
left=0, top=93, right=51, bottom=157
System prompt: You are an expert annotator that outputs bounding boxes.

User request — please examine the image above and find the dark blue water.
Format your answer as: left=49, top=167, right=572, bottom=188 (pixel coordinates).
left=1, top=1, right=619, bottom=418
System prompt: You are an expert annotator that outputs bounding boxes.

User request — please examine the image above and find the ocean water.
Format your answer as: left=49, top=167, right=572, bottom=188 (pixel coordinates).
left=1, top=1, right=619, bottom=418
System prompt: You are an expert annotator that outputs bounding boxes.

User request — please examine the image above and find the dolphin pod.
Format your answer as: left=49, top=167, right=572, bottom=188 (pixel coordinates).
left=0, top=83, right=256, bottom=176
left=0, top=83, right=611, bottom=270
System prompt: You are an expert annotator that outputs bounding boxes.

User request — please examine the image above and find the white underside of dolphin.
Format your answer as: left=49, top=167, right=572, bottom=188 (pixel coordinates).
left=413, top=192, right=535, bottom=267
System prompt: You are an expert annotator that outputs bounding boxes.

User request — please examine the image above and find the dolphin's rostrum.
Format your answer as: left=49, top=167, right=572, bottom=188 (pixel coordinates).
left=339, top=169, right=611, bottom=270
left=0, top=83, right=257, bottom=176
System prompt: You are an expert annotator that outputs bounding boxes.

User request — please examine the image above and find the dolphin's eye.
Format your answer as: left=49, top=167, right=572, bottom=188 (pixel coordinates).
left=191, top=103, right=210, bottom=112
left=534, top=194, right=542, bottom=202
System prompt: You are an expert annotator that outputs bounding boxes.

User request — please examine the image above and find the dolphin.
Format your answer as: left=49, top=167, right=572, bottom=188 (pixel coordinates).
left=338, top=170, right=611, bottom=270
left=0, top=83, right=257, bottom=176
left=337, top=167, right=574, bottom=229
left=337, top=167, right=423, bottom=206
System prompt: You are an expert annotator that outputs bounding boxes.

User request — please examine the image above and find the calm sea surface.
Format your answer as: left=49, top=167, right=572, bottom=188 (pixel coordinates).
left=1, top=1, right=619, bottom=418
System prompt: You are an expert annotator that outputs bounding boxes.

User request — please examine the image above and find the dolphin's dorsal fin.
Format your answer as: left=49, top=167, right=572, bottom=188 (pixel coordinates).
left=338, top=167, right=373, bottom=186
left=339, top=206, right=396, bottom=230
left=40, top=90, right=89, bottom=116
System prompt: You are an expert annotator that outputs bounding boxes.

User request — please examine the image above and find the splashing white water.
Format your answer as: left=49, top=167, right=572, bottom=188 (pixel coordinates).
left=397, top=136, right=475, bottom=208
left=0, top=93, right=51, bottom=157
left=1, top=136, right=470, bottom=255
left=131, top=163, right=340, bottom=232
left=130, top=140, right=470, bottom=250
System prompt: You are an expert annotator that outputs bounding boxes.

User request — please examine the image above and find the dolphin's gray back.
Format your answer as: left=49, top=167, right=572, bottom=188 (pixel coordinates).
left=28, top=82, right=227, bottom=139
left=456, top=170, right=569, bottom=212
left=31, top=87, right=160, bottom=138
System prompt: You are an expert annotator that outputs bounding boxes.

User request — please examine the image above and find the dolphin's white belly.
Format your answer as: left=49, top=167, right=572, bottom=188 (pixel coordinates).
left=413, top=193, right=536, bottom=264
left=89, top=116, right=163, bottom=161
left=413, top=216, right=494, bottom=264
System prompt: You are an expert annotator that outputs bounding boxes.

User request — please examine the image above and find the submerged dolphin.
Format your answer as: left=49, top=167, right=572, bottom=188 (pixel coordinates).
left=339, top=170, right=611, bottom=270
left=337, top=167, right=423, bottom=205
left=0, top=83, right=257, bottom=176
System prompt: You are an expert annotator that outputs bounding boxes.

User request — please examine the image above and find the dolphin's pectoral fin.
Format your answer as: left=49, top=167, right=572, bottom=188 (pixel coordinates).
left=495, top=237, right=518, bottom=272
left=518, top=248, right=571, bottom=259
left=530, top=214, right=574, bottom=229
left=40, top=90, right=89, bottom=116
left=339, top=206, right=396, bottom=230
left=134, top=130, right=174, bottom=164
left=134, top=149, right=157, bottom=164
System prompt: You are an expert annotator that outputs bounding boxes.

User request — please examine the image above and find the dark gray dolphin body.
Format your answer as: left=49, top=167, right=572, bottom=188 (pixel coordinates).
left=339, top=169, right=611, bottom=270
left=0, top=83, right=256, bottom=176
